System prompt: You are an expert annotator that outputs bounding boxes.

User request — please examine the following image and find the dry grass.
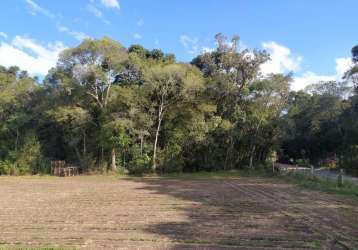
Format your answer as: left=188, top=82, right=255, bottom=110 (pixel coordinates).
left=0, top=175, right=357, bottom=249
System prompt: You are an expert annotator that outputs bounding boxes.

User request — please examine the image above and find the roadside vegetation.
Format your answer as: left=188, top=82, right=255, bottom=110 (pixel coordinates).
left=278, top=171, right=358, bottom=197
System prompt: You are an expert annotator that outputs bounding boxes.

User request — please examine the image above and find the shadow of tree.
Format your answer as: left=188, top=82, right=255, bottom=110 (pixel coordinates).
left=127, top=178, right=349, bottom=249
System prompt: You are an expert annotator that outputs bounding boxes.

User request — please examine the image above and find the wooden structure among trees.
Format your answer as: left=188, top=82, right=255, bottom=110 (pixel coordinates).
left=51, top=161, right=79, bottom=177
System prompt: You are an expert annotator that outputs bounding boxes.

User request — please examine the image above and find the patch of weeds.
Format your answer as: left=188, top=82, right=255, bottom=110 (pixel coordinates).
left=278, top=172, right=358, bottom=198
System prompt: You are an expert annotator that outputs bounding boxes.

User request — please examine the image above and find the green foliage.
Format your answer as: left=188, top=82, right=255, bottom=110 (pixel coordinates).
left=127, top=153, right=151, bottom=175
left=160, top=143, right=184, bottom=173
left=280, top=172, right=358, bottom=197
left=1, top=35, right=357, bottom=177
left=15, top=133, right=47, bottom=174
left=126, top=144, right=152, bottom=175
left=101, top=119, right=132, bottom=150
left=0, top=160, right=15, bottom=175
left=0, top=133, right=47, bottom=175
left=280, top=84, right=345, bottom=164
left=128, top=44, right=176, bottom=63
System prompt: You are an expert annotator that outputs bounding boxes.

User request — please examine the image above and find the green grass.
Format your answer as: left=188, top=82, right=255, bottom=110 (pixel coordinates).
left=122, top=168, right=273, bottom=180
left=276, top=171, right=358, bottom=198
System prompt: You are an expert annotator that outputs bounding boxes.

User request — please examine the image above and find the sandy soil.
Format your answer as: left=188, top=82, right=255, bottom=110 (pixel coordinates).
left=0, top=176, right=357, bottom=249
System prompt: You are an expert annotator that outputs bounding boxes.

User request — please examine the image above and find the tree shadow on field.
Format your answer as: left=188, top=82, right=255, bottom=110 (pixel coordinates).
left=129, top=177, right=339, bottom=249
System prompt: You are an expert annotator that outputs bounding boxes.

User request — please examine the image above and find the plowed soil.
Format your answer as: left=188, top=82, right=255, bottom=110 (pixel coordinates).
left=0, top=176, right=357, bottom=249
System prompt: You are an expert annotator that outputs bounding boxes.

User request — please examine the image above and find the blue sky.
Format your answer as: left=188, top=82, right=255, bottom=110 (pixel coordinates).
left=0, top=0, right=357, bottom=89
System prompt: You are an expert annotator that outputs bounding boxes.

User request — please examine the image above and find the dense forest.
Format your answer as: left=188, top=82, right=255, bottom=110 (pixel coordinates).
left=0, top=34, right=357, bottom=176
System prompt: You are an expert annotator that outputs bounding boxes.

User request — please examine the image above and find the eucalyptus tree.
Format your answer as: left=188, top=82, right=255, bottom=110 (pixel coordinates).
left=143, top=64, right=205, bottom=170
left=100, top=118, right=133, bottom=171
left=192, top=33, right=269, bottom=115
left=0, top=66, right=43, bottom=174
left=46, top=106, right=91, bottom=167
left=338, top=45, right=358, bottom=174
left=48, top=38, right=132, bottom=169
left=57, top=37, right=128, bottom=109
left=280, top=81, right=345, bottom=165
left=192, top=33, right=269, bottom=168
left=245, top=74, right=290, bottom=168
left=0, top=67, right=36, bottom=155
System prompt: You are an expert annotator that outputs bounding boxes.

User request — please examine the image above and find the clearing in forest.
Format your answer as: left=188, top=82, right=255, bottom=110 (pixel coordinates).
left=0, top=175, right=357, bottom=249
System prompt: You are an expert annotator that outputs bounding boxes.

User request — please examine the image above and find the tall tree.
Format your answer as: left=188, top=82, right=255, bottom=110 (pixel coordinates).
left=57, top=37, right=128, bottom=109
left=144, top=64, right=204, bottom=170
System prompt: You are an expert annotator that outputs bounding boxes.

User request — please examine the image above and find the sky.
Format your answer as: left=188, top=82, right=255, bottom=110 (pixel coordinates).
left=0, top=0, right=357, bottom=90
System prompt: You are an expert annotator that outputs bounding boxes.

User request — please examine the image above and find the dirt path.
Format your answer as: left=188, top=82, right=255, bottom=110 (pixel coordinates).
left=0, top=176, right=357, bottom=249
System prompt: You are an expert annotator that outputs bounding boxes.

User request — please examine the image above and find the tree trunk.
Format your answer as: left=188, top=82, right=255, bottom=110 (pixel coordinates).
left=15, top=128, right=19, bottom=153
left=224, top=136, right=234, bottom=170
left=140, top=135, right=144, bottom=156
left=249, top=145, right=256, bottom=169
left=83, top=130, right=86, bottom=156
left=111, top=148, right=116, bottom=171
left=153, top=104, right=164, bottom=171
left=104, top=71, right=112, bottom=108
left=123, top=149, right=126, bottom=168
left=249, top=120, right=262, bottom=169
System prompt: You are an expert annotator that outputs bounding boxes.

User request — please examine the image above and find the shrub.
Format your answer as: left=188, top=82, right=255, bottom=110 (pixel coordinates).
left=127, top=154, right=151, bottom=175
left=78, top=153, right=96, bottom=172
left=160, top=143, right=184, bottom=173
left=0, top=160, right=14, bottom=175
left=15, top=133, right=45, bottom=174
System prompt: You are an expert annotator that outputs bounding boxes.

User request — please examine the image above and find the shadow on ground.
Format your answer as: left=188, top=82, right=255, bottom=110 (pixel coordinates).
left=130, top=177, right=358, bottom=249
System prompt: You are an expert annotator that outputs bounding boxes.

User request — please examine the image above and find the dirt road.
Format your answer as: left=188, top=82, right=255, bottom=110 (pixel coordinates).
left=0, top=176, right=357, bottom=249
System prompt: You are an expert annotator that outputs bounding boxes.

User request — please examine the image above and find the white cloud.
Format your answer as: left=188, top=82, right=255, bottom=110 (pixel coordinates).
left=291, top=57, right=353, bottom=91
left=87, top=4, right=102, bottom=17
left=0, top=36, right=65, bottom=76
left=180, top=35, right=198, bottom=48
left=100, top=0, right=120, bottom=9
left=180, top=35, right=244, bottom=55
left=259, top=41, right=353, bottom=90
left=137, top=18, right=144, bottom=27
left=180, top=35, right=200, bottom=55
left=335, top=57, right=353, bottom=77
left=25, top=0, right=55, bottom=18
left=178, top=36, right=353, bottom=91
left=291, top=72, right=335, bottom=91
left=260, top=41, right=302, bottom=75
left=57, top=25, right=90, bottom=41
left=0, top=32, right=8, bottom=39
left=87, top=4, right=111, bottom=24
left=133, top=33, right=142, bottom=40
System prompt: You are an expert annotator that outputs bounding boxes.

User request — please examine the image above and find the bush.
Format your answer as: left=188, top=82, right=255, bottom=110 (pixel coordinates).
left=0, top=133, right=49, bottom=175
left=160, top=143, right=184, bottom=173
left=98, top=160, right=109, bottom=173
left=0, top=160, right=14, bottom=175
left=15, top=133, right=45, bottom=174
left=78, top=153, right=96, bottom=172
left=32, top=158, right=51, bottom=175
left=127, top=154, right=151, bottom=175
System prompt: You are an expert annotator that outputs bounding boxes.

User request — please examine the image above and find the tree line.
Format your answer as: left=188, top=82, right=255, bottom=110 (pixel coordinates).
left=0, top=34, right=357, bottom=175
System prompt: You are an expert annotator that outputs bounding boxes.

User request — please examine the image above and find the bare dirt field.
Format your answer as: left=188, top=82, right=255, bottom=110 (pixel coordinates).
left=0, top=176, right=357, bottom=249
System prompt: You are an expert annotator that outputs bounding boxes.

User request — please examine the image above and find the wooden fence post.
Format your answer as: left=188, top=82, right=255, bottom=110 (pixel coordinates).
left=310, top=165, right=314, bottom=176
left=337, top=169, right=344, bottom=187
